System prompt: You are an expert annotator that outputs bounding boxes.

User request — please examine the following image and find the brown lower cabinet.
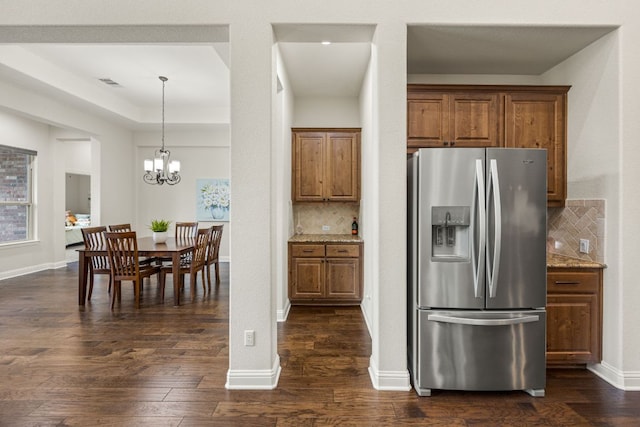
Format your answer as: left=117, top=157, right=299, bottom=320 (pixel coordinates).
left=289, top=242, right=363, bottom=305
left=546, top=267, right=603, bottom=366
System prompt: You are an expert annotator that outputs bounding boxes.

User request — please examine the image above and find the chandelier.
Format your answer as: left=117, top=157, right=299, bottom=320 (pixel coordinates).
left=143, top=76, right=181, bottom=185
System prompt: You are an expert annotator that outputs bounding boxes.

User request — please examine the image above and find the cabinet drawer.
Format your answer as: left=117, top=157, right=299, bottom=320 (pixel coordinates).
left=326, top=244, right=360, bottom=258
left=291, top=244, right=325, bottom=257
left=547, top=269, right=599, bottom=293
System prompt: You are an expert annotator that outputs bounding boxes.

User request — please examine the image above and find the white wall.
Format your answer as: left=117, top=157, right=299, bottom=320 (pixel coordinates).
left=294, top=96, right=361, bottom=127
left=134, top=128, right=231, bottom=260
left=65, top=173, right=91, bottom=214
left=63, top=140, right=92, bottom=217
left=0, top=110, right=54, bottom=276
left=274, top=44, right=295, bottom=321
left=540, top=31, right=624, bottom=381
left=359, top=47, right=375, bottom=336
left=0, top=79, right=135, bottom=278
left=2, top=0, right=640, bottom=391
left=63, top=140, right=92, bottom=175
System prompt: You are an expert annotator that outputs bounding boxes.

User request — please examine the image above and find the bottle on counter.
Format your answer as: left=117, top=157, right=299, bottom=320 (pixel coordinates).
left=352, top=217, right=358, bottom=235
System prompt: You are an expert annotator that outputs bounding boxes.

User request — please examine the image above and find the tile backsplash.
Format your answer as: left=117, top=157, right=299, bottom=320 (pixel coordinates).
left=293, top=204, right=360, bottom=235
left=547, top=199, right=605, bottom=263
left=292, top=199, right=605, bottom=262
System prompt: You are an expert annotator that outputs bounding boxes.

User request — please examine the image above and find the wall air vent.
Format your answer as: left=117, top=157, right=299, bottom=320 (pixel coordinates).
left=98, top=78, right=122, bottom=87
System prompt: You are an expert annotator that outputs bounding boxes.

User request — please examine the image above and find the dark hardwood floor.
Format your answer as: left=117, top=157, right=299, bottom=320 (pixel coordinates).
left=0, top=262, right=637, bottom=426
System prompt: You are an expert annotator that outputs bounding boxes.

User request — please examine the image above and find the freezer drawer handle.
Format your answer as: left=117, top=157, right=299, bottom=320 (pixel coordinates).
left=427, top=313, right=539, bottom=326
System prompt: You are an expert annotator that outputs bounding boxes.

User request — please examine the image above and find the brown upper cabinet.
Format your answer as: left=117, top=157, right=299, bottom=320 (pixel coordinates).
left=504, top=92, right=567, bottom=206
left=407, top=85, right=569, bottom=207
left=292, top=128, right=361, bottom=203
left=408, top=91, right=501, bottom=148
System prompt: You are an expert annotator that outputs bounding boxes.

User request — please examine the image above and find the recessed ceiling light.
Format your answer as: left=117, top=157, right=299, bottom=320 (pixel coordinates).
left=321, top=41, right=331, bottom=45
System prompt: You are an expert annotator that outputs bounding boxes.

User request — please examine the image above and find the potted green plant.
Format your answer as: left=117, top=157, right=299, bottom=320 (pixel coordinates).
left=149, top=219, right=171, bottom=243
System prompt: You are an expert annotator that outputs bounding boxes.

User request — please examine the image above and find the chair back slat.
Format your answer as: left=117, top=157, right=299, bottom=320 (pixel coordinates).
left=207, top=225, right=224, bottom=262
left=192, top=228, right=211, bottom=270
left=175, top=222, right=198, bottom=240
left=108, top=223, right=132, bottom=232
left=81, top=226, right=110, bottom=271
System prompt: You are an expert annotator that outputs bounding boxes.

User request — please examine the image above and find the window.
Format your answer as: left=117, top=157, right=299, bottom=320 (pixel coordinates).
left=0, top=144, right=36, bottom=244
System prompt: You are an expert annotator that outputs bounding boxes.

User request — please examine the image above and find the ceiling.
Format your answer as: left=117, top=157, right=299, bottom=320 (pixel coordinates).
left=0, top=24, right=616, bottom=130
left=407, top=25, right=616, bottom=75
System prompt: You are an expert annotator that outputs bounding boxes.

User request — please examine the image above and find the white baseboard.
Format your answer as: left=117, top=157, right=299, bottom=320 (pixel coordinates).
left=589, top=361, right=640, bottom=390
left=225, top=356, right=281, bottom=390
left=277, top=300, right=291, bottom=322
left=368, top=355, right=412, bottom=391
left=0, top=262, right=61, bottom=281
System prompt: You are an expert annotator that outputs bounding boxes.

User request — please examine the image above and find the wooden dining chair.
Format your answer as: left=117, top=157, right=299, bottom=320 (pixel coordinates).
left=104, top=231, right=161, bottom=309
left=159, top=227, right=210, bottom=302
left=204, top=225, right=224, bottom=289
left=108, top=223, right=131, bottom=232
left=108, top=223, right=157, bottom=268
left=81, top=226, right=111, bottom=300
left=157, top=221, right=198, bottom=265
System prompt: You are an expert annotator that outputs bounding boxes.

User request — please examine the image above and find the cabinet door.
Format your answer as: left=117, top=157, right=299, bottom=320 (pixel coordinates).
left=546, top=293, right=600, bottom=364
left=407, top=93, right=449, bottom=148
left=290, top=257, right=324, bottom=299
left=293, top=132, right=325, bottom=202
left=325, top=132, right=359, bottom=201
left=546, top=268, right=602, bottom=365
left=504, top=93, right=566, bottom=206
left=325, top=258, right=360, bottom=300
left=449, top=92, right=501, bottom=147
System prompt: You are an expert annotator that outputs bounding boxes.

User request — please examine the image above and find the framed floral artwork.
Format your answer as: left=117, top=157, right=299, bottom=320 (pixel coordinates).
left=196, top=178, right=230, bottom=221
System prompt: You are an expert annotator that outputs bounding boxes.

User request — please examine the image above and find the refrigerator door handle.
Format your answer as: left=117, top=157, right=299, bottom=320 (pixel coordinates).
left=427, top=313, right=539, bottom=326
left=472, top=158, right=486, bottom=298
left=487, top=159, right=502, bottom=298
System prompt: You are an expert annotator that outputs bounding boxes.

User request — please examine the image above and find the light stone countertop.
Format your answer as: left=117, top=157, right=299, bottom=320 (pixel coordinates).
left=288, top=234, right=363, bottom=243
left=288, top=238, right=601, bottom=266
left=547, top=253, right=606, bottom=269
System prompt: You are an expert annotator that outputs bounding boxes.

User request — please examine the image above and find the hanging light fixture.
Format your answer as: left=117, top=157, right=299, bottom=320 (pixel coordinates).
left=143, top=76, right=181, bottom=185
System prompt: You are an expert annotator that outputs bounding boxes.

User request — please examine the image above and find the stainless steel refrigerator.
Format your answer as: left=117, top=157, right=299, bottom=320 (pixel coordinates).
left=407, top=148, right=547, bottom=397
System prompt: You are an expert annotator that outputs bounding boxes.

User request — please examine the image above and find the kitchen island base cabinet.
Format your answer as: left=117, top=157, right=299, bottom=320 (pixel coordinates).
left=289, top=242, right=362, bottom=305
left=546, top=267, right=603, bottom=366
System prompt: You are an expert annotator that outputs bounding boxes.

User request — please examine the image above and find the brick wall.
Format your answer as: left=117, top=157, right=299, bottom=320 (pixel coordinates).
left=0, top=151, right=29, bottom=243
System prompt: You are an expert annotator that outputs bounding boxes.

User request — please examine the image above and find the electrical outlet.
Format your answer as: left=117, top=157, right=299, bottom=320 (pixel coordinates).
left=244, top=330, right=255, bottom=346
left=579, top=239, right=590, bottom=254
left=322, top=225, right=330, bottom=231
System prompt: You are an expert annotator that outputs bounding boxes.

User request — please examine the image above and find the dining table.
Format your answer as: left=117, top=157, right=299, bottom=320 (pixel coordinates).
left=77, top=236, right=195, bottom=307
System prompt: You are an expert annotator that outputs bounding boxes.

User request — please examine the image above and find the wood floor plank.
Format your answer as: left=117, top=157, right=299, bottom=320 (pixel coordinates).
left=0, top=262, right=636, bottom=425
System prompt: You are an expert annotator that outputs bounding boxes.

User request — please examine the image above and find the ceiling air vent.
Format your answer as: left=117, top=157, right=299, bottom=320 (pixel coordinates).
left=98, top=78, right=122, bottom=87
